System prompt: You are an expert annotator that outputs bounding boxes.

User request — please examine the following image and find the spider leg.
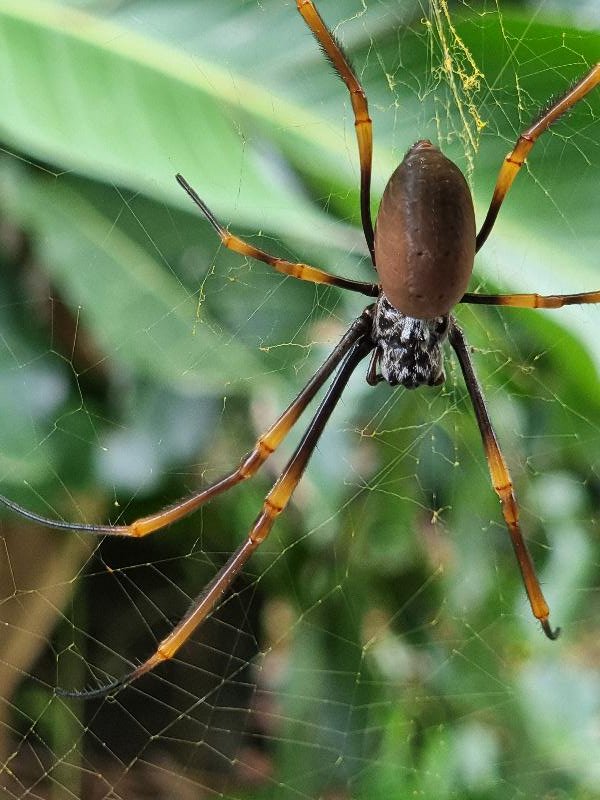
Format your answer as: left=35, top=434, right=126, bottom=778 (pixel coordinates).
left=177, top=175, right=378, bottom=298
left=296, top=0, right=375, bottom=263
left=448, top=319, right=559, bottom=640
left=1, top=308, right=375, bottom=539
left=58, top=333, right=375, bottom=698
left=461, top=289, right=600, bottom=309
left=476, top=62, right=600, bottom=252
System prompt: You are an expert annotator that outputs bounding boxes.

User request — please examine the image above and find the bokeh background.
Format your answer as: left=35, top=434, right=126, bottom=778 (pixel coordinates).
left=1, top=0, right=599, bottom=797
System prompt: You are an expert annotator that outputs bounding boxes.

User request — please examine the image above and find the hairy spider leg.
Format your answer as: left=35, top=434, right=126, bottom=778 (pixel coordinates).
left=176, top=175, right=378, bottom=297
left=297, top=0, right=375, bottom=263
left=0, top=310, right=375, bottom=538
left=476, top=62, right=600, bottom=251
left=449, top=320, right=559, bottom=640
left=461, top=290, right=600, bottom=308
left=58, top=333, right=375, bottom=698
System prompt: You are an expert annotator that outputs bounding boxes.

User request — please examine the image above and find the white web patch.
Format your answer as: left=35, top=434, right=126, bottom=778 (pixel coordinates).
left=1, top=0, right=599, bottom=797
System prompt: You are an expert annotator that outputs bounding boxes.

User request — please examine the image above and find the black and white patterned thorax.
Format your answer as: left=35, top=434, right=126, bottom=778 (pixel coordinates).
left=371, top=294, right=449, bottom=388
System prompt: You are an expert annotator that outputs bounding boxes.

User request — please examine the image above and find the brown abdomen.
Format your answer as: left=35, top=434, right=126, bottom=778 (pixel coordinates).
left=374, top=140, right=476, bottom=319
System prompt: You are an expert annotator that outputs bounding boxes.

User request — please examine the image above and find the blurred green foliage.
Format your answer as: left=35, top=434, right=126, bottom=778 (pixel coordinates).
left=0, top=0, right=599, bottom=798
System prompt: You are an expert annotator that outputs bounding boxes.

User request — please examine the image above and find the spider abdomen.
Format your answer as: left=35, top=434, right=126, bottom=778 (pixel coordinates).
left=373, top=294, right=449, bottom=388
left=374, top=140, right=476, bottom=319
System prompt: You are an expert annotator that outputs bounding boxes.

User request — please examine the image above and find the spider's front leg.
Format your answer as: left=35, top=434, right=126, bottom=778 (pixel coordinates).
left=58, top=327, right=375, bottom=698
left=0, top=310, right=375, bottom=539
left=449, top=320, right=559, bottom=639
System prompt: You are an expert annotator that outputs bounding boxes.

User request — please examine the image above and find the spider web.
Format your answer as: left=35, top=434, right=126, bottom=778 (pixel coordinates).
left=1, top=0, right=599, bottom=797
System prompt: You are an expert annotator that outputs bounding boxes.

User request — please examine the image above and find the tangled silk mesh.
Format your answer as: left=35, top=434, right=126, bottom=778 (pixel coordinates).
left=0, top=1, right=599, bottom=798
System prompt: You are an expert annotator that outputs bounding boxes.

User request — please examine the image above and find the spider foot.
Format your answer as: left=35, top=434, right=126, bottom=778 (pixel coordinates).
left=541, top=617, right=561, bottom=641
left=54, top=672, right=133, bottom=700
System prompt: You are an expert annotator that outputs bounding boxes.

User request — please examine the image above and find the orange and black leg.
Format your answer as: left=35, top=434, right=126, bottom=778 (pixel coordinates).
left=296, top=0, right=375, bottom=263
left=59, top=332, right=375, bottom=698
left=0, top=308, right=375, bottom=539
left=449, top=320, right=559, bottom=640
left=476, top=63, right=600, bottom=251
left=177, top=175, right=378, bottom=297
left=461, top=289, right=600, bottom=309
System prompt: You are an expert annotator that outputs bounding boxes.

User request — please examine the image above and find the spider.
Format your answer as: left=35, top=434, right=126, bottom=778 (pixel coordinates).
left=2, top=2, right=599, bottom=699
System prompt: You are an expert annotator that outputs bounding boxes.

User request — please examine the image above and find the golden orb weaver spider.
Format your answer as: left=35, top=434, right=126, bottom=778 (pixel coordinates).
left=1, top=1, right=599, bottom=698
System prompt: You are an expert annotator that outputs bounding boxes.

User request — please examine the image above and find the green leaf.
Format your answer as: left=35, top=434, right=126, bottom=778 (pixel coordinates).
left=0, top=163, right=269, bottom=392
left=0, top=0, right=357, bottom=249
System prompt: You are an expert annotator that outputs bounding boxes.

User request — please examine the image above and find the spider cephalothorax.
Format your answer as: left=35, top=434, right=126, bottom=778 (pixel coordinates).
left=370, top=294, right=449, bottom=388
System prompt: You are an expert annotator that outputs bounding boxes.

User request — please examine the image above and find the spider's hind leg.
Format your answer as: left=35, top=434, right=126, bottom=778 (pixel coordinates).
left=296, top=0, right=375, bottom=262
left=476, top=62, right=600, bottom=251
